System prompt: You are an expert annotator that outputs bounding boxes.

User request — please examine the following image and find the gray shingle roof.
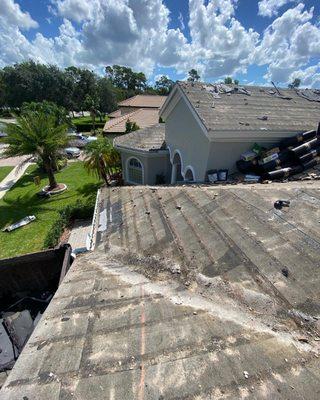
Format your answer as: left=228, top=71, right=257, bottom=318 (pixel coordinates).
left=114, top=123, right=166, bottom=152
left=177, top=82, right=320, bottom=135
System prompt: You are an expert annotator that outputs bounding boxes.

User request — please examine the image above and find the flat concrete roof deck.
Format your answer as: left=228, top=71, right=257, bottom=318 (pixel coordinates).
left=2, top=184, right=320, bottom=399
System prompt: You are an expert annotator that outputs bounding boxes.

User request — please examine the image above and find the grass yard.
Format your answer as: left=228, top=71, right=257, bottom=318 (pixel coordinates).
left=0, top=162, right=101, bottom=259
left=0, top=166, right=14, bottom=183
left=72, top=116, right=108, bottom=125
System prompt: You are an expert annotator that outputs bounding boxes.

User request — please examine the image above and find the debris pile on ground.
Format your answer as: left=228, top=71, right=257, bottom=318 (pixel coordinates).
left=236, top=123, right=320, bottom=182
left=0, top=293, right=51, bottom=387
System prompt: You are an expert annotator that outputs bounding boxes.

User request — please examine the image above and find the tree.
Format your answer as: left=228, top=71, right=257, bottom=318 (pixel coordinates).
left=84, top=94, right=100, bottom=133
left=105, top=65, right=147, bottom=91
left=1, top=61, right=68, bottom=109
left=224, top=77, right=233, bottom=84
left=64, top=67, right=97, bottom=112
left=4, top=111, right=68, bottom=190
left=21, top=101, right=69, bottom=126
left=155, top=75, right=174, bottom=95
left=0, top=71, right=5, bottom=109
left=234, top=79, right=239, bottom=85
left=125, top=119, right=139, bottom=133
left=96, top=77, right=120, bottom=114
left=187, top=69, right=200, bottom=82
left=288, top=78, right=301, bottom=89
left=84, top=137, right=121, bottom=185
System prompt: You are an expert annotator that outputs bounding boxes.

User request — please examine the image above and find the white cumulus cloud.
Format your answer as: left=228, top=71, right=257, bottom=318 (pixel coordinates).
left=0, top=0, right=320, bottom=88
left=289, top=63, right=320, bottom=88
left=183, top=0, right=259, bottom=78
left=258, top=0, right=297, bottom=17
left=0, top=0, right=38, bottom=29
left=255, top=4, right=320, bottom=84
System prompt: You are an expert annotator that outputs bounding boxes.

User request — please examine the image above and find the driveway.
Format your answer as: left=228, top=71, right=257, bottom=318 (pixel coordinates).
left=0, top=161, right=33, bottom=200
left=0, top=145, right=30, bottom=167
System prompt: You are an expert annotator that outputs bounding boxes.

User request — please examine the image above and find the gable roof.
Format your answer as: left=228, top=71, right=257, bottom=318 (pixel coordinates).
left=162, top=81, right=320, bottom=136
left=114, top=123, right=166, bottom=152
left=103, top=108, right=160, bottom=133
left=118, top=94, right=167, bottom=108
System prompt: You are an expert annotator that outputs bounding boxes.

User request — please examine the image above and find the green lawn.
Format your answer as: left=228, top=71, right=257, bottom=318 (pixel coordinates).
left=0, top=166, right=14, bottom=182
left=0, top=162, right=101, bottom=259
left=72, top=116, right=108, bottom=125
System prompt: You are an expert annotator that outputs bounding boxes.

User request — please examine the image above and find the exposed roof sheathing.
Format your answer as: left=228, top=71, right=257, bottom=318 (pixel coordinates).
left=177, top=82, right=320, bottom=135
left=118, top=94, right=167, bottom=108
left=114, top=123, right=166, bottom=152
left=3, top=184, right=320, bottom=399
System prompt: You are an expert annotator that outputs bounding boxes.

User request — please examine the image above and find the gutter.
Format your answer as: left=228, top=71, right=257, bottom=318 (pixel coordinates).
left=208, top=129, right=313, bottom=143
left=87, top=188, right=101, bottom=251
left=114, top=144, right=168, bottom=157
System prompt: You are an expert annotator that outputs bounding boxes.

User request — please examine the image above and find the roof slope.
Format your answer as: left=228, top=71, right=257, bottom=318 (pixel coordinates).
left=118, top=94, right=167, bottom=108
left=103, top=108, right=159, bottom=133
left=107, top=109, right=122, bottom=118
left=177, top=81, right=320, bottom=135
left=114, top=123, right=166, bottom=152
left=3, top=184, right=320, bottom=399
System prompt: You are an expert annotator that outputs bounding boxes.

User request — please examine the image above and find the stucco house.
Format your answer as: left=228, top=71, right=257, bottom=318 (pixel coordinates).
left=115, top=81, right=320, bottom=185
left=103, top=95, right=166, bottom=136
left=114, top=123, right=170, bottom=185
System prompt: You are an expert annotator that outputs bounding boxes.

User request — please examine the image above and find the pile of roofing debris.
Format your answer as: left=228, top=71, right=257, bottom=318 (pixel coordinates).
left=237, top=124, right=320, bottom=183
left=203, top=83, right=252, bottom=97
left=0, top=292, right=52, bottom=388
left=203, top=82, right=320, bottom=103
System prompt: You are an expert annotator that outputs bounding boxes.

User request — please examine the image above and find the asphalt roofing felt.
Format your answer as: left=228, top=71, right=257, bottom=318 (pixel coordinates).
left=2, top=184, right=320, bottom=399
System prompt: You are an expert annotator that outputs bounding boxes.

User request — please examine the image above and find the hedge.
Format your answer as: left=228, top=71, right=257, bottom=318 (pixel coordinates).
left=75, top=122, right=105, bottom=132
left=43, top=199, right=95, bottom=248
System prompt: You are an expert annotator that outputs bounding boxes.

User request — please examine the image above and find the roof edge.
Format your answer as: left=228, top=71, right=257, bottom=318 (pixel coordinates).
left=160, top=83, right=209, bottom=140
left=114, top=143, right=168, bottom=156
left=208, top=128, right=310, bottom=142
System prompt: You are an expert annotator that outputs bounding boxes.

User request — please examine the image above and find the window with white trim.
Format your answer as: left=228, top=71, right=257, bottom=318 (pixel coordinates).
left=128, top=158, right=143, bottom=184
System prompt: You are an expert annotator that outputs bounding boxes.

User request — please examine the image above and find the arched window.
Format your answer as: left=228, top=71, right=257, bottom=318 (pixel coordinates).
left=127, top=157, right=143, bottom=184
left=171, top=151, right=183, bottom=184
left=185, top=168, right=195, bottom=182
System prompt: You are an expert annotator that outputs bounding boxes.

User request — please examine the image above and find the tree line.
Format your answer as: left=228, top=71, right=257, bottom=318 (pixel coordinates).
left=0, top=61, right=176, bottom=116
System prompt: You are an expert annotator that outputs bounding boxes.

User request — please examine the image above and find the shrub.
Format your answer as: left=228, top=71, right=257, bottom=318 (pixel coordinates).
left=43, top=199, right=96, bottom=248
left=36, top=156, right=67, bottom=172
left=74, top=122, right=105, bottom=132
left=125, top=119, right=139, bottom=133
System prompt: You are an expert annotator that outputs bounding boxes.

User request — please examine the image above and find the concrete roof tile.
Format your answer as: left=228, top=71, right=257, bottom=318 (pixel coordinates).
left=178, top=82, right=320, bottom=135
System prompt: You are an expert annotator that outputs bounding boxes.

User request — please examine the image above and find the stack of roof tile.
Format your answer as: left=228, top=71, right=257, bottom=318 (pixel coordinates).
left=236, top=123, right=320, bottom=181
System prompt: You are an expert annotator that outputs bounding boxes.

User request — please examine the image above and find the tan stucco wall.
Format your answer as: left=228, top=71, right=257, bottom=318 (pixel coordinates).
left=120, top=150, right=171, bottom=185
left=165, top=98, right=210, bottom=181
left=207, top=139, right=280, bottom=173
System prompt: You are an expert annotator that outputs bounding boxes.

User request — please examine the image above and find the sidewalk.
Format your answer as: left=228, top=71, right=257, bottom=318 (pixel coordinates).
left=68, top=219, right=92, bottom=253
left=0, top=162, right=32, bottom=200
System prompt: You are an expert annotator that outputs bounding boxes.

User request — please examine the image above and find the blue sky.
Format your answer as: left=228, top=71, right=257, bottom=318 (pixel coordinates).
left=1, top=0, right=320, bottom=87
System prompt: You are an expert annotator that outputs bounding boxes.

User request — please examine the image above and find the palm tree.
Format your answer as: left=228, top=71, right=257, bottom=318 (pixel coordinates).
left=84, top=137, right=121, bottom=185
left=4, top=111, right=68, bottom=190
